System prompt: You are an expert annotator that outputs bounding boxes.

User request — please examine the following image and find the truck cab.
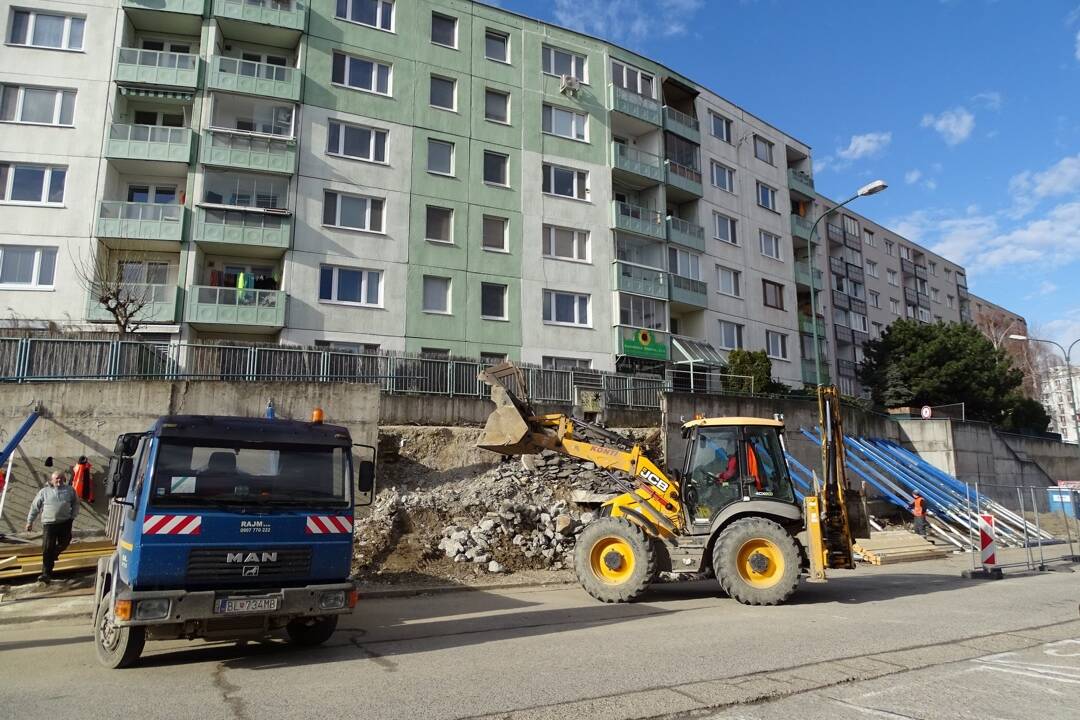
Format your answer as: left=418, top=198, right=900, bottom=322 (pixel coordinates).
left=93, top=414, right=375, bottom=668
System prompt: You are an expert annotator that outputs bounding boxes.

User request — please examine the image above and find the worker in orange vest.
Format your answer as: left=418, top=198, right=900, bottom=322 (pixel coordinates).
left=71, top=456, right=94, bottom=504
left=910, top=490, right=927, bottom=536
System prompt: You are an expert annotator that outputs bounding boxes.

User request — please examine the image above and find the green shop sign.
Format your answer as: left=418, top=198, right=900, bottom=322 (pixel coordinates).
left=622, top=329, right=668, bottom=360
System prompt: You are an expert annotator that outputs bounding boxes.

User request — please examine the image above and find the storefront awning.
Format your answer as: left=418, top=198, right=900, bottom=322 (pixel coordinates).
left=118, top=87, right=194, bottom=103
left=671, top=336, right=726, bottom=367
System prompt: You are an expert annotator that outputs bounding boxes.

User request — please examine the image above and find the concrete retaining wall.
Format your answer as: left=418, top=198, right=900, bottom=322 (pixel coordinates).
left=378, top=394, right=659, bottom=427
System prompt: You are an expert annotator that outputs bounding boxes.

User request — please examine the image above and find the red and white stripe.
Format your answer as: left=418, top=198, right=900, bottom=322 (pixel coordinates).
left=979, top=513, right=997, bottom=568
left=305, top=515, right=353, bottom=534
left=143, top=514, right=202, bottom=536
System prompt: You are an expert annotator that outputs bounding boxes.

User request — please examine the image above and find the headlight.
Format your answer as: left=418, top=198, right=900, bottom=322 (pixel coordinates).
left=135, top=598, right=170, bottom=620
left=318, top=590, right=346, bottom=610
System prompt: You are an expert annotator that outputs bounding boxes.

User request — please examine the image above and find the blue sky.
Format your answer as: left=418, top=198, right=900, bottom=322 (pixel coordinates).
left=489, top=0, right=1080, bottom=349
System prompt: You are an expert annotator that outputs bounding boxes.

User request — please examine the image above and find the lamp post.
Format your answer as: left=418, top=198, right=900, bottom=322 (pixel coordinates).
left=805, top=180, right=888, bottom=388
left=1009, top=334, right=1080, bottom=444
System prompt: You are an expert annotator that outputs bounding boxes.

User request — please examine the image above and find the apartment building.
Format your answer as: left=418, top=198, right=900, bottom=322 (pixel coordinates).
left=1041, top=365, right=1079, bottom=444
left=0, top=0, right=1013, bottom=389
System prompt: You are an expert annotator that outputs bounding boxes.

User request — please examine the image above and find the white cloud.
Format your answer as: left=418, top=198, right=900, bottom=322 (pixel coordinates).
left=836, top=131, right=892, bottom=161
left=924, top=179, right=938, bottom=191
left=904, top=169, right=922, bottom=185
left=1040, top=281, right=1058, bottom=296
left=1043, top=307, right=1080, bottom=350
left=553, top=0, right=703, bottom=45
left=1008, top=152, right=1080, bottom=217
left=920, top=107, right=975, bottom=145
left=971, top=91, right=1003, bottom=111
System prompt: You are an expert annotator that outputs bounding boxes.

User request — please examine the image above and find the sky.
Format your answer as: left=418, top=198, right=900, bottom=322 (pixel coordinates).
left=486, top=0, right=1080, bottom=352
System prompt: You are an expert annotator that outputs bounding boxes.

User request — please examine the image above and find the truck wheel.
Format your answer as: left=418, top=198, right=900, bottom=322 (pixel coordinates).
left=713, top=517, right=800, bottom=606
left=286, top=615, right=339, bottom=647
left=574, top=517, right=656, bottom=603
left=94, top=593, right=145, bottom=669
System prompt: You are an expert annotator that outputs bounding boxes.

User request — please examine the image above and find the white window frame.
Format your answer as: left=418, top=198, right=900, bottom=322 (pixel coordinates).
left=718, top=320, right=743, bottom=350
left=542, top=289, right=590, bottom=327
left=865, top=260, right=879, bottom=278
left=759, top=230, right=782, bottom=260
left=542, top=356, right=591, bottom=370
left=717, top=265, right=741, bottom=298
left=887, top=269, right=899, bottom=286
left=765, top=331, right=788, bottom=360
left=7, top=10, right=84, bottom=51
left=429, top=74, right=457, bottom=111
left=668, top=246, right=701, bottom=280
left=756, top=182, right=777, bottom=211
left=889, top=297, right=900, bottom=315
left=484, top=87, right=510, bottom=124
left=868, top=290, right=880, bottom=308
left=427, top=138, right=455, bottom=176
left=710, top=111, right=732, bottom=143
left=710, top=160, right=735, bottom=193
left=326, top=119, right=388, bottom=164
left=863, top=229, right=876, bottom=247
left=480, top=282, right=508, bottom=321
left=319, top=264, right=383, bottom=308
left=0, top=163, right=66, bottom=205
left=422, top=274, right=452, bottom=314
left=0, top=245, right=57, bottom=289
left=424, top=205, right=454, bottom=244
left=885, top=239, right=895, bottom=256
left=542, top=103, right=588, bottom=142
left=542, top=163, right=589, bottom=200
left=753, top=135, right=774, bottom=165
left=542, top=224, right=590, bottom=263
left=482, top=214, right=509, bottom=253
left=331, top=51, right=392, bottom=96
left=946, top=295, right=955, bottom=309
left=484, top=28, right=510, bottom=63
left=714, top=212, right=737, bottom=245
left=322, top=190, right=385, bottom=233
left=850, top=312, right=868, bottom=333
left=0, top=84, right=75, bottom=126
left=899, top=245, right=912, bottom=260
left=541, top=44, right=587, bottom=82
left=609, top=60, right=653, bottom=99
left=335, top=0, right=395, bottom=32
left=843, top=215, right=859, bottom=236
left=482, top=150, right=509, bottom=187
left=430, top=12, right=458, bottom=49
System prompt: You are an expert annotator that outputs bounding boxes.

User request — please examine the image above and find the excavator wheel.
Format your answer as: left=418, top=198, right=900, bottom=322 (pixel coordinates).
left=712, top=517, right=800, bottom=606
left=574, top=517, right=656, bottom=603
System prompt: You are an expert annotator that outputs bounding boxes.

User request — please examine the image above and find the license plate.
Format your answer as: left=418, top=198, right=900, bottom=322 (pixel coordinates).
left=214, top=595, right=281, bottom=615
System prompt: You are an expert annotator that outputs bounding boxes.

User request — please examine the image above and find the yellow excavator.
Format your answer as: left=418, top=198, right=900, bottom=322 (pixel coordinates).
left=477, top=363, right=861, bottom=606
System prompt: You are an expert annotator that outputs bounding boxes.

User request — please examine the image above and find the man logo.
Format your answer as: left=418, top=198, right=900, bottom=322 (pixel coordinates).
left=242, top=565, right=259, bottom=577
left=226, top=551, right=278, bottom=564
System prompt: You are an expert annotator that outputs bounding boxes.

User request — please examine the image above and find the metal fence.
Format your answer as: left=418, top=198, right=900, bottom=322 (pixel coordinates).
left=965, top=482, right=1080, bottom=571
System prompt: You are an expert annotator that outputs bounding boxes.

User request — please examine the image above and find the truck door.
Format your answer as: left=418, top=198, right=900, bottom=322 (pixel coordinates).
left=684, top=426, right=743, bottom=528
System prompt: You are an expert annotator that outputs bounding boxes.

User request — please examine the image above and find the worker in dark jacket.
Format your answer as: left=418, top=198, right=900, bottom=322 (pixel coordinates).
left=910, top=490, right=928, bottom=536
left=25, top=471, right=79, bottom=584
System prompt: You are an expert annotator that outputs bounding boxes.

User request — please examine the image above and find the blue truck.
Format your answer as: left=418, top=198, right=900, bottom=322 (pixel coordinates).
left=92, top=413, right=375, bottom=668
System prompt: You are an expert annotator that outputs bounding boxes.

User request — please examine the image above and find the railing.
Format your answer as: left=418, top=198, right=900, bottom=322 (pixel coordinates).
left=214, top=56, right=294, bottom=83
left=110, top=123, right=190, bottom=144
left=193, top=285, right=281, bottom=309
left=613, top=262, right=667, bottom=299
left=793, top=262, right=822, bottom=289
left=666, top=368, right=756, bottom=396
left=603, top=372, right=664, bottom=409
left=791, top=214, right=813, bottom=239
left=608, top=83, right=661, bottom=125
left=667, top=216, right=704, bottom=239
left=611, top=142, right=663, bottom=180
left=613, top=201, right=665, bottom=239
left=669, top=273, right=707, bottom=296
left=826, top=223, right=844, bottom=242
left=788, top=168, right=814, bottom=190
left=829, top=256, right=846, bottom=275
left=99, top=201, right=182, bottom=222
left=663, top=105, right=700, bottom=133
left=117, top=47, right=198, bottom=71
left=665, top=159, right=702, bottom=185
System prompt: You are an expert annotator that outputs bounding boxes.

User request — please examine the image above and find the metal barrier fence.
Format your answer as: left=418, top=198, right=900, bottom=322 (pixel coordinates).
left=965, top=482, right=1080, bottom=572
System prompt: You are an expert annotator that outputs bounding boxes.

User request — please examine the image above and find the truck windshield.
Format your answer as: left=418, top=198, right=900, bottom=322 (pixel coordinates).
left=149, top=440, right=350, bottom=508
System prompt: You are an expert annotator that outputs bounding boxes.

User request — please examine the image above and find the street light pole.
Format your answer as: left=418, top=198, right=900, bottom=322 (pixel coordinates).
left=1010, top=334, right=1080, bottom=444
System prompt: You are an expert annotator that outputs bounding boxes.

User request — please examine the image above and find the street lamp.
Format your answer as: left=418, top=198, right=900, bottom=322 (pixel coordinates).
left=805, top=180, right=889, bottom=389
left=1009, top=334, right=1080, bottom=444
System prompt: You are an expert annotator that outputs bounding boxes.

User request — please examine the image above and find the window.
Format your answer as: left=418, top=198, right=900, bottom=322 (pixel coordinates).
left=8, top=10, right=84, bottom=50
left=765, top=331, right=787, bottom=360
left=931, top=287, right=941, bottom=302
left=543, top=290, right=589, bottom=326
left=863, top=229, right=875, bottom=247
left=0, top=85, right=75, bottom=126
left=430, top=75, right=456, bottom=110
left=710, top=161, right=735, bottom=192
left=542, top=104, right=587, bottom=141
left=0, top=163, right=66, bottom=204
left=485, top=29, right=509, bottom=63
left=479, top=352, right=507, bottom=366
left=714, top=213, right=737, bottom=245
left=944, top=267, right=952, bottom=279
left=717, top=266, right=741, bottom=297
left=315, top=340, right=381, bottom=355
left=484, top=88, right=509, bottom=123
left=918, top=307, right=931, bottom=323
left=946, top=294, right=955, bottom=309
left=850, top=312, right=868, bottom=333
left=899, top=245, right=912, bottom=260
left=425, top=205, right=453, bottom=243
left=430, top=12, right=457, bottom=48
left=759, top=230, right=782, bottom=260
left=889, top=297, right=900, bottom=314
left=335, top=0, right=394, bottom=31
left=319, top=265, right=381, bottom=306
left=871, top=321, right=883, bottom=338
left=619, top=294, right=665, bottom=331
left=710, top=111, right=732, bottom=142
left=868, top=290, right=880, bottom=308
left=541, top=45, right=586, bottom=81
left=668, top=247, right=700, bottom=279
left=212, top=94, right=293, bottom=136
left=421, top=348, right=450, bottom=359
left=427, top=138, right=454, bottom=175
left=481, top=283, right=507, bottom=320
left=865, top=260, right=879, bottom=278
left=756, top=182, right=777, bottom=211
left=886, top=269, right=898, bottom=286
left=543, top=356, right=591, bottom=370
left=482, top=215, right=508, bottom=251
left=422, top=275, right=451, bottom=313
left=884, top=239, right=895, bottom=256
left=542, top=224, right=589, bottom=262
left=609, top=60, right=653, bottom=98
left=542, top=163, right=588, bottom=199
left=326, top=120, right=387, bottom=163
left=323, top=190, right=384, bottom=232
left=718, top=320, right=743, bottom=350
left=483, top=150, right=508, bottom=185
left=843, top=215, right=859, bottom=236
left=0, top=245, right=56, bottom=288
left=753, top=135, right=774, bottom=164
left=929, top=261, right=938, bottom=276
left=332, top=51, right=391, bottom=95
left=762, top=280, right=785, bottom=310
left=202, top=171, right=284, bottom=209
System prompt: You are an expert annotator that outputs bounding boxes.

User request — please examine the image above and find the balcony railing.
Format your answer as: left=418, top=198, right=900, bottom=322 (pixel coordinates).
left=87, top=284, right=179, bottom=324
left=669, top=274, right=707, bottom=307
left=838, top=359, right=859, bottom=378
left=608, top=84, right=661, bottom=126
left=194, top=207, right=292, bottom=251
left=612, top=201, right=665, bottom=240
left=666, top=216, right=705, bottom=252
left=846, top=263, right=865, bottom=284
left=212, top=0, right=305, bottom=31
left=798, top=314, right=825, bottom=335
left=115, top=47, right=199, bottom=89
left=106, top=123, right=193, bottom=163
left=828, top=255, right=846, bottom=275
left=834, top=325, right=854, bottom=344
left=664, top=159, right=703, bottom=197
left=662, top=106, right=700, bottom=142
left=901, top=258, right=916, bottom=275
left=832, top=290, right=850, bottom=311
left=613, top=262, right=667, bottom=300
left=96, top=202, right=183, bottom=242
left=914, top=264, right=928, bottom=280
left=202, top=129, right=297, bottom=174
left=207, top=56, right=301, bottom=101
left=122, top=0, right=206, bottom=15
left=802, top=359, right=829, bottom=385
left=611, top=142, right=663, bottom=183
left=826, top=223, right=844, bottom=243
left=794, top=262, right=823, bottom=290
left=790, top=214, right=813, bottom=241
left=904, top=287, right=918, bottom=305
left=188, top=286, right=286, bottom=329
left=788, top=168, right=815, bottom=196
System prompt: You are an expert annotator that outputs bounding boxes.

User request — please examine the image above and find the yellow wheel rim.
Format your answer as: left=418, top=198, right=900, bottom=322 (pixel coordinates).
left=736, top=538, right=784, bottom=588
left=589, top=536, right=636, bottom=584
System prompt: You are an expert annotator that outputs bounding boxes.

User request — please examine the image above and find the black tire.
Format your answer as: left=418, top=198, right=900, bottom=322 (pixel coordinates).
left=574, top=517, right=656, bottom=603
left=712, top=517, right=800, bottom=606
left=94, top=593, right=145, bottom=669
left=286, top=615, right=339, bottom=646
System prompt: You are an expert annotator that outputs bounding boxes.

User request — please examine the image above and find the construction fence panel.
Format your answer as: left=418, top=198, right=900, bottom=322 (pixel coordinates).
left=966, top=482, right=1080, bottom=571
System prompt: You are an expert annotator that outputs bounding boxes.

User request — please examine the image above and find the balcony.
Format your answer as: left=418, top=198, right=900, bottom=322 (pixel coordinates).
left=123, top=0, right=205, bottom=13
left=106, top=124, right=194, bottom=164
left=608, top=84, right=661, bottom=127
left=193, top=207, right=292, bottom=255
left=846, top=263, right=865, bottom=284
left=914, top=264, right=928, bottom=281
left=612, top=201, right=665, bottom=240
left=838, top=359, right=859, bottom=378
left=829, top=255, right=846, bottom=275
left=844, top=231, right=860, bottom=249
left=799, top=314, right=826, bottom=335
left=802, top=359, right=830, bottom=385
left=669, top=274, right=707, bottom=308
left=611, top=142, right=663, bottom=184
left=849, top=297, right=867, bottom=315
left=903, top=287, right=918, bottom=305
left=613, top=262, right=667, bottom=300
left=122, top=0, right=206, bottom=33
left=614, top=325, right=669, bottom=361
left=917, top=292, right=931, bottom=309
left=662, top=106, right=700, bottom=143
left=832, top=290, right=850, bottom=311
left=664, top=160, right=703, bottom=198
left=115, top=48, right=199, bottom=90
left=957, top=285, right=969, bottom=300
left=187, top=286, right=285, bottom=332
left=901, top=258, right=915, bottom=276
left=794, top=262, right=823, bottom=290
left=201, top=129, right=297, bottom=174
left=826, top=223, right=844, bottom=244
left=96, top=202, right=184, bottom=247
left=207, top=56, right=301, bottom=101
left=666, top=216, right=705, bottom=252
left=834, top=324, right=854, bottom=344
left=86, top=284, right=179, bottom=324
left=212, top=0, right=306, bottom=31
left=790, top=214, right=814, bottom=242
left=788, top=168, right=815, bottom=197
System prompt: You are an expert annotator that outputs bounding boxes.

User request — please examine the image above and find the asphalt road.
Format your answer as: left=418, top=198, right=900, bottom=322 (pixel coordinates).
left=1, top=555, right=1078, bottom=720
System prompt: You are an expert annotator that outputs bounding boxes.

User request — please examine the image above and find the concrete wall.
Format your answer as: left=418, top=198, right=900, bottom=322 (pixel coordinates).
left=378, top=393, right=659, bottom=427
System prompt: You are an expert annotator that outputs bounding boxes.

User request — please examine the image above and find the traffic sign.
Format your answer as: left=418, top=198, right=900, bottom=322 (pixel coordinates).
left=921, top=405, right=932, bottom=419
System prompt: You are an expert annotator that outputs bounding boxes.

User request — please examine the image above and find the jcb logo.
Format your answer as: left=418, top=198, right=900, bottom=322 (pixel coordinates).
left=227, top=552, right=278, bottom=564
left=639, top=468, right=669, bottom=492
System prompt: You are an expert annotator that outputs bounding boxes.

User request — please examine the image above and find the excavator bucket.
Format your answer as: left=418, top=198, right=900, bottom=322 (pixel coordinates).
left=477, top=385, right=535, bottom=455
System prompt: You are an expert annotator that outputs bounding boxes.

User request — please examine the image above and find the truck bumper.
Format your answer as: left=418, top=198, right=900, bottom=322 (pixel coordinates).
left=112, top=582, right=356, bottom=628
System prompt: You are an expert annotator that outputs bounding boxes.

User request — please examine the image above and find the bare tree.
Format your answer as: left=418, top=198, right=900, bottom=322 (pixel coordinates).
left=72, top=245, right=156, bottom=337
left=973, top=307, right=1050, bottom=398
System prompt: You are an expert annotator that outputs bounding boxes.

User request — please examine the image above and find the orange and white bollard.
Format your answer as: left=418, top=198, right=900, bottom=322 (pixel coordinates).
left=979, top=514, right=997, bottom=571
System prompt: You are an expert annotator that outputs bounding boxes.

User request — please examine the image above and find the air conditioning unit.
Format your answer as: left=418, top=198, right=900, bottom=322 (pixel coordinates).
left=559, top=74, right=580, bottom=95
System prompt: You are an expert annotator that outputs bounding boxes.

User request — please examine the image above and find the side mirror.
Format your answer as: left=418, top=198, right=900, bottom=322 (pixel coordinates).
left=106, top=457, right=134, bottom=499
left=356, top=460, right=375, bottom=507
